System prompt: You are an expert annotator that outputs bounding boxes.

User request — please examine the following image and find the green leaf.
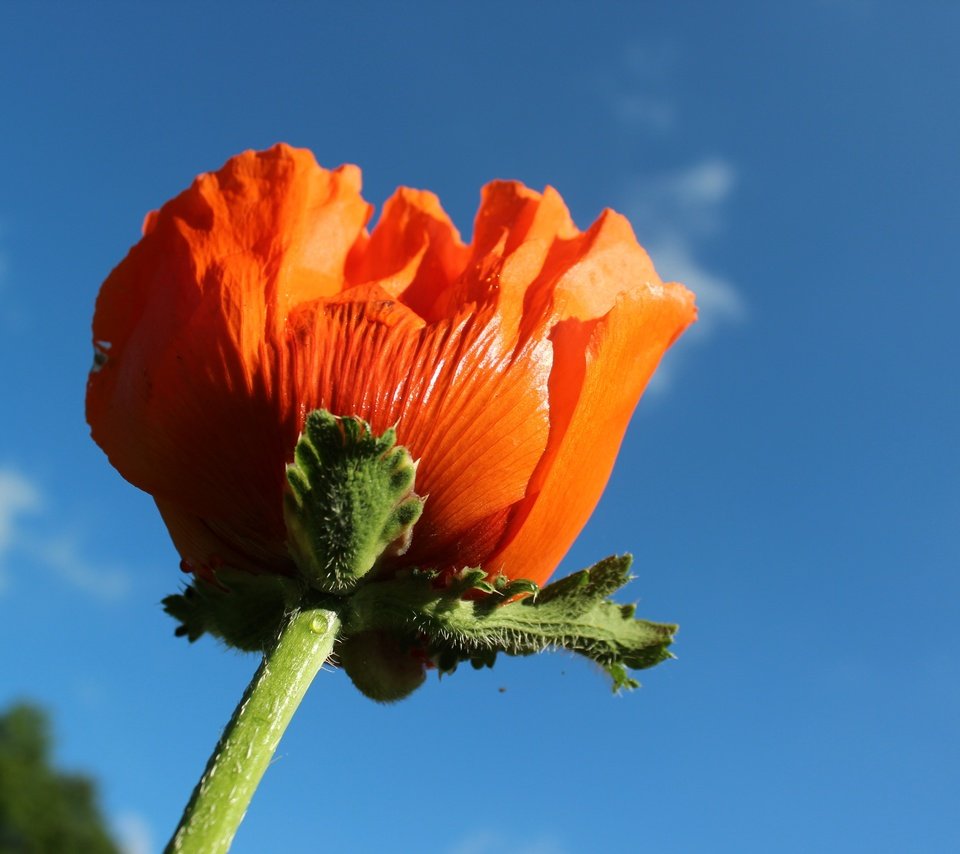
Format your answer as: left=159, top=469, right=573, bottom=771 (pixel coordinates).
left=163, top=569, right=304, bottom=653
left=161, top=409, right=676, bottom=698
left=341, top=555, right=676, bottom=692
left=283, top=410, right=425, bottom=594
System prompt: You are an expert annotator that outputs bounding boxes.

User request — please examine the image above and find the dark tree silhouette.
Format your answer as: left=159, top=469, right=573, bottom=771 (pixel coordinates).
left=0, top=703, right=119, bottom=854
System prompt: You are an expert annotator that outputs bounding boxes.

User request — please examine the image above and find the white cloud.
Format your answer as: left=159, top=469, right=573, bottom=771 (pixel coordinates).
left=606, top=44, right=745, bottom=370
left=607, top=41, right=680, bottom=135
left=19, top=534, right=131, bottom=601
left=627, top=157, right=736, bottom=240
left=0, top=469, right=41, bottom=548
left=0, top=466, right=131, bottom=601
left=114, top=810, right=154, bottom=854
left=674, top=158, right=736, bottom=205
left=642, top=233, right=744, bottom=397
left=625, top=157, right=745, bottom=345
left=613, top=93, right=676, bottom=134
left=620, top=158, right=745, bottom=395
left=0, top=470, right=41, bottom=589
left=648, top=234, right=746, bottom=340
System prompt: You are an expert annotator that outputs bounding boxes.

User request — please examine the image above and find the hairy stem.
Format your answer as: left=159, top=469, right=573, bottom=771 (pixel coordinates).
left=166, top=606, right=340, bottom=854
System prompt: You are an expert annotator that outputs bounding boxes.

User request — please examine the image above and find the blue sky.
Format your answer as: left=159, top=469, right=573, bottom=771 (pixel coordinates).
left=1, top=2, right=958, bottom=852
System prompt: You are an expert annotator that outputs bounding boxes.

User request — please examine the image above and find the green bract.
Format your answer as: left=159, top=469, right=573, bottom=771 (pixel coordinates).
left=284, top=410, right=425, bottom=594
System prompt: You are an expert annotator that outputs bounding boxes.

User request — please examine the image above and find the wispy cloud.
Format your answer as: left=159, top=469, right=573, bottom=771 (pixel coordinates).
left=621, top=159, right=745, bottom=393
left=0, top=466, right=131, bottom=601
left=647, top=234, right=745, bottom=340
left=18, top=533, right=131, bottom=601
left=114, top=810, right=154, bottom=854
left=613, top=94, right=676, bottom=135
left=0, top=470, right=41, bottom=571
left=607, top=41, right=679, bottom=135
left=607, top=45, right=746, bottom=386
left=625, top=157, right=746, bottom=342
left=628, top=157, right=736, bottom=237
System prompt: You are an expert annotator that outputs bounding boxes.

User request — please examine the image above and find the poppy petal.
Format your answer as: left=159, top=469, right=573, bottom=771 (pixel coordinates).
left=88, top=146, right=695, bottom=594
left=88, top=145, right=371, bottom=532
left=486, top=282, right=696, bottom=586
left=346, top=187, right=470, bottom=321
left=285, top=296, right=553, bottom=569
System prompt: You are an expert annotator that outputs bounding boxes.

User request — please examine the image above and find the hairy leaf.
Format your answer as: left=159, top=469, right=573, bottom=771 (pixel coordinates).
left=342, top=555, right=675, bottom=691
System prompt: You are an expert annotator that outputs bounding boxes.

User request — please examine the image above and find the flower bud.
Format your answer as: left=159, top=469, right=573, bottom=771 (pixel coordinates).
left=284, top=411, right=424, bottom=594
left=338, top=631, right=426, bottom=703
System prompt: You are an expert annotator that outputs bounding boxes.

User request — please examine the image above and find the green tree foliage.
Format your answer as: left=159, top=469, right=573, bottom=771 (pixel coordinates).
left=0, top=703, right=119, bottom=854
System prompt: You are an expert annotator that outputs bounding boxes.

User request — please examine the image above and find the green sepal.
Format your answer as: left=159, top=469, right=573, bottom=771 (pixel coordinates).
left=283, top=410, right=425, bottom=594
left=162, top=569, right=304, bottom=653
left=341, top=555, right=676, bottom=692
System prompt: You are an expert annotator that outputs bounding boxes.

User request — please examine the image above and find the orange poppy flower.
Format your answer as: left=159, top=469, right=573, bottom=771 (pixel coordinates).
left=87, top=145, right=695, bottom=588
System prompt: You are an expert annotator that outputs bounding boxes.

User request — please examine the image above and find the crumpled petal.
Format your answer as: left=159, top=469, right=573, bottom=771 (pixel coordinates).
left=88, top=145, right=370, bottom=516
left=487, top=284, right=695, bottom=586
left=87, top=145, right=695, bottom=587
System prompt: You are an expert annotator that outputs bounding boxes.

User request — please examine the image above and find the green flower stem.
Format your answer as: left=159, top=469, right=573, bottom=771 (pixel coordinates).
left=166, top=606, right=341, bottom=854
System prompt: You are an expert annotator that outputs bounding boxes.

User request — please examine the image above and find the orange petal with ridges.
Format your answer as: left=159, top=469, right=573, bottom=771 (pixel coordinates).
left=87, top=144, right=695, bottom=590
left=346, top=187, right=469, bottom=322
left=284, top=296, right=552, bottom=570
left=487, top=283, right=696, bottom=586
